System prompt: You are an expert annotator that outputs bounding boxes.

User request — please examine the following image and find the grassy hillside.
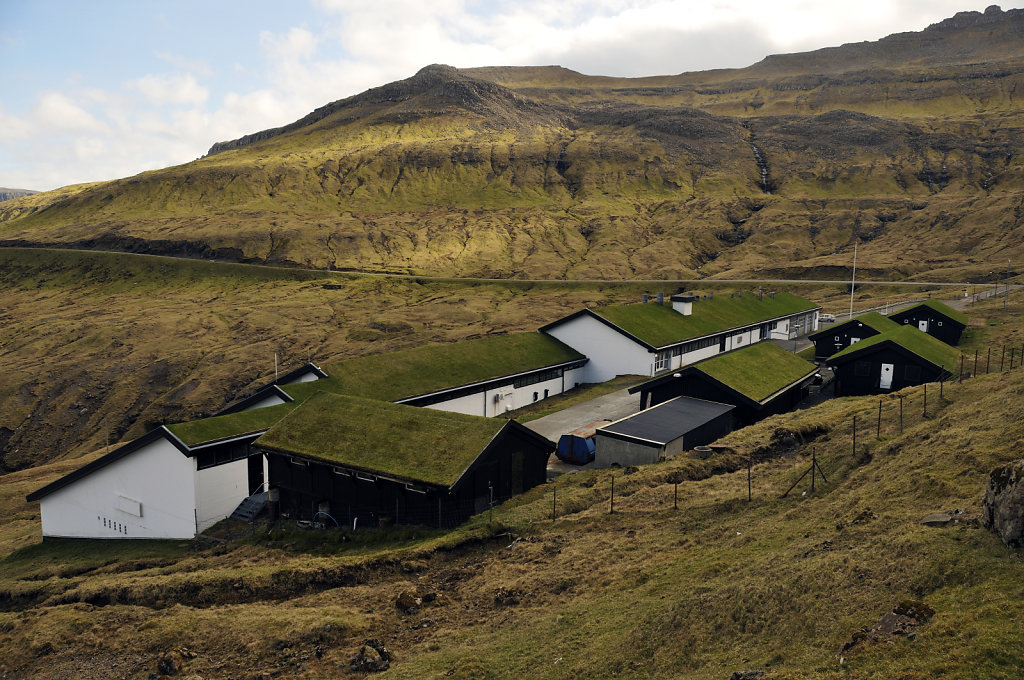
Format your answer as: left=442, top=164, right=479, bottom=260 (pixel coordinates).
left=0, top=11, right=1022, bottom=281
left=1, top=291, right=1021, bottom=679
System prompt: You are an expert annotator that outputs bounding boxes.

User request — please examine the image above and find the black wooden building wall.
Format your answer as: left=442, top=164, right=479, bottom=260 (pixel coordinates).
left=889, top=309, right=964, bottom=346
left=831, top=346, right=947, bottom=396
left=263, top=431, right=550, bottom=528
left=640, top=374, right=808, bottom=426
left=811, top=322, right=884, bottom=360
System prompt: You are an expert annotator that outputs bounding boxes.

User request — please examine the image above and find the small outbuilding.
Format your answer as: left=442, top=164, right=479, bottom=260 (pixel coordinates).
left=807, top=312, right=901, bottom=360
left=629, top=342, right=819, bottom=425
left=26, top=404, right=294, bottom=539
left=887, top=300, right=967, bottom=346
left=592, top=397, right=735, bottom=467
left=827, top=326, right=961, bottom=396
left=254, top=393, right=555, bottom=528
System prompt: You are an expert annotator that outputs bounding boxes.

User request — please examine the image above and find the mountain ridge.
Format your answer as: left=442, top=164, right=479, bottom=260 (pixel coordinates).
left=0, top=7, right=1022, bottom=282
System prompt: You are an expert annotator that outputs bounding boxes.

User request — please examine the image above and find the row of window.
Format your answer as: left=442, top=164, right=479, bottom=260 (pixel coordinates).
left=512, top=368, right=563, bottom=389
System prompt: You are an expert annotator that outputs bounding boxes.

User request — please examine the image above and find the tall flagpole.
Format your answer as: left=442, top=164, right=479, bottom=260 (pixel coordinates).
left=849, top=241, right=857, bottom=319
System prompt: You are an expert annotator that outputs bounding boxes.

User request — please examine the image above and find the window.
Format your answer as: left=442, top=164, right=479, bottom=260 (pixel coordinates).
left=854, top=360, right=871, bottom=377
left=532, top=391, right=538, bottom=402
left=671, top=346, right=683, bottom=357
left=937, top=321, right=943, bottom=327
left=834, top=336, right=839, bottom=341
left=513, top=368, right=563, bottom=389
left=903, top=319, right=910, bottom=324
left=654, top=351, right=670, bottom=372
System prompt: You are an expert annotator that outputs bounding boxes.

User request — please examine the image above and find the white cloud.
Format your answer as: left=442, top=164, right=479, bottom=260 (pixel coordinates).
left=128, top=73, right=209, bottom=107
left=34, top=92, right=108, bottom=133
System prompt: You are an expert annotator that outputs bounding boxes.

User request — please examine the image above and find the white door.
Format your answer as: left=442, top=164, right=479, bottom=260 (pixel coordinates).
left=880, top=363, right=894, bottom=390
left=850, top=337, right=860, bottom=346
left=918, top=320, right=929, bottom=332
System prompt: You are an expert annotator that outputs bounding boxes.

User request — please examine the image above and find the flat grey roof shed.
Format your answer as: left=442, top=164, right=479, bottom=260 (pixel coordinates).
left=600, top=396, right=735, bottom=445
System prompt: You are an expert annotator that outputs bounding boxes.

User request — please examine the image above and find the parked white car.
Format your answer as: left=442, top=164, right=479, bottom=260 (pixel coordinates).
left=819, top=313, right=837, bottom=323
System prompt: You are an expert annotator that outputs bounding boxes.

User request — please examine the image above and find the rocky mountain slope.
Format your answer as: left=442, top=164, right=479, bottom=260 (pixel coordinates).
left=0, top=8, right=1022, bottom=281
left=0, top=188, right=37, bottom=203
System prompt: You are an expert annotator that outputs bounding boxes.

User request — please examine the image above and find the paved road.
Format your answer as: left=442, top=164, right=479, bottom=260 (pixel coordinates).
left=6, top=246, right=1021, bottom=290
left=524, top=387, right=641, bottom=442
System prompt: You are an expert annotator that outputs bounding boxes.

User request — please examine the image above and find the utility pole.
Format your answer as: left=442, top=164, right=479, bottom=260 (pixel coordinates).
left=849, top=241, right=858, bottom=319
left=1006, top=259, right=1011, bottom=311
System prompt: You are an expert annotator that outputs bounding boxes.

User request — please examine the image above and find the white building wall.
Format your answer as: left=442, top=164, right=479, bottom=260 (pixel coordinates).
left=425, top=369, right=583, bottom=417
left=563, top=365, right=587, bottom=389
left=771, top=318, right=791, bottom=340
left=425, top=391, right=487, bottom=417
left=38, top=437, right=197, bottom=539
left=194, top=457, right=250, bottom=533
left=241, top=394, right=287, bottom=411
left=544, top=315, right=654, bottom=383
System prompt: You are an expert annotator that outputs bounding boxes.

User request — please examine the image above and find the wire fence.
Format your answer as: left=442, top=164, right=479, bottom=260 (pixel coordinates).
left=475, top=339, right=1024, bottom=531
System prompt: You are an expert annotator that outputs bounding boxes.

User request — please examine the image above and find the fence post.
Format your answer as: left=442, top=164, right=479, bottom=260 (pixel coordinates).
left=811, top=448, right=816, bottom=492
left=959, top=355, right=964, bottom=382
left=877, top=399, right=882, bottom=439
left=674, top=481, right=678, bottom=510
left=747, top=456, right=752, bottom=502
left=899, top=396, right=904, bottom=433
left=940, top=370, right=944, bottom=400
left=987, top=347, right=991, bottom=374
left=1011, top=348, right=1017, bottom=371
left=974, top=350, right=978, bottom=378
left=1000, top=345, right=1005, bottom=371
left=610, top=475, right=615, bottom=514
left=923, top=383, right=927, bottom=417
left=852, top=414, right=857, bottom=457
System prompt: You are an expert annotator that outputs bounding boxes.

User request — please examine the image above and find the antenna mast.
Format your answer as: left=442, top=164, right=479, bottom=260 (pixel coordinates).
left=848, top=241, right=857, bottom=319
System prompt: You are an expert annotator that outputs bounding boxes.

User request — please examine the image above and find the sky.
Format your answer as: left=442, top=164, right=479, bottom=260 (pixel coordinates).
left=1, top=0, right=1021, bottom=192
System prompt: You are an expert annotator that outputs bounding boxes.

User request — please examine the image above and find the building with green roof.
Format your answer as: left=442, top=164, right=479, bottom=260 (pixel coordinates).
left=218, top=333, right=588, bottom=419
left=540, top=291, right=820, bottom=382
left=254, top=393, right=554, bottom=527
left=827, top=325, right=962, bottom=396
left=807, top=311, right=902, bottom=360
left=629, top=342, right=820, bottom=425
left=888, top=299, right=968, bottom=346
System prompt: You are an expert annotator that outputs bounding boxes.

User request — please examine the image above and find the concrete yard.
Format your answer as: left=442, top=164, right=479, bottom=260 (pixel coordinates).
left=524, top=386, right=641, bottom=444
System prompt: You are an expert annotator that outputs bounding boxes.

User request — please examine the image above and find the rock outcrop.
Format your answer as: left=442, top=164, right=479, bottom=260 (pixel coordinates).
left=982, top=459, right=1024, bottom=547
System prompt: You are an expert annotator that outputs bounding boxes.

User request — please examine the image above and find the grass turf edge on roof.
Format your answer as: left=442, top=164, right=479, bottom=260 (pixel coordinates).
left=254, top=393, right=508, bottom=487
left=281, top=332, right=584, bottom=403
left=166, top=402, right=297, bottom=447
left=590, top=292, right=819, bottom=348
left=808, top=311, right=900, bottom=340
left=692, top=342, right=818, bottom=403
left=829, top=325, right=963, bottom=369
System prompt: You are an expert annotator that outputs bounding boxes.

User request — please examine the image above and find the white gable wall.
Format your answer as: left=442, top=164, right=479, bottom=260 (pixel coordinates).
left=194, top=457, right=250, bottom=532
left=39, top=437, right=197, bottom=539
left=241, top=393, right=288, bottom=411
left=544, top=315, right=652, bottom=383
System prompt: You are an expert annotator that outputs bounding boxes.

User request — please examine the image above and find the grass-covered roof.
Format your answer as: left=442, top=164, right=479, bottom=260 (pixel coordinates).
left=808, top=311, right=900, bottom=343
left=590, top=292, right=818, bottom=348
left=255, top=393, right=506, bottom=486
left=896, top=299, right=969, bottom=326
left=830, top=325, right=963, bottom=369
left=693, top=342, right=818, bottom=402
left=166, top=402, right=297, bottom=447
left=281, top=332, right=583, bottom=404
